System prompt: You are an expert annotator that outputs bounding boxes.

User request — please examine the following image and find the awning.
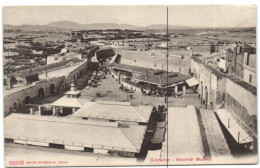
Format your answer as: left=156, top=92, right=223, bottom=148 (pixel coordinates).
left=186, top=77, right=199, bottom=87
left=215, top=109, right=253, bottom=144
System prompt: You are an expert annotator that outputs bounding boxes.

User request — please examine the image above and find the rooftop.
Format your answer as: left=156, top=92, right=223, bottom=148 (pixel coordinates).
left=111, top=63, right=190, bottom=86
left=7, top=58, right=84, bottom=78
left=240, top=43, right=254, bottom=49
left=65, top=90, right=81, bottom=95
left=5, top=113, right=147, bottom=153
left=72, top=101, right=153, bottom=123
left=226, top=74, right=257, bottom=96
left=4, top=60, right=87, bottom=97
left=204, top=64, right=225, bottom=78
left=51, top=95, right=90, bottom=108
left=191, top=56, right=204, bottom=64
left=192, top=56, right=257, bottom=95
left=164, top=106, right=204, bottom=158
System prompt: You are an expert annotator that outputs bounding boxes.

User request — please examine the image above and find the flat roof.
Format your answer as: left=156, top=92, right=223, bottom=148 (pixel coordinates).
left=165, top=106, right=204, bottom=157
left=5, top=113, right=147, bottom=153
left=39, top=60, right=86, bottom=79
left=9, top=58, right=83, bottom=77
left=72, top=101, right=153, bottom=123
left=4, top=60, right=87, bottom=97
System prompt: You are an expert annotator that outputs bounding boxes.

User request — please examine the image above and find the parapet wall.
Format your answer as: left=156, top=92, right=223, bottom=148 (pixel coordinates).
left=4, top=60, right=89, bottom=117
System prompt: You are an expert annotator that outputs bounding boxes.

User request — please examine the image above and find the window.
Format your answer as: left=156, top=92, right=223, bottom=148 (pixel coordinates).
left=249, top=74, right=252, bottom=83
left=247, top=54, right=250, bottom=66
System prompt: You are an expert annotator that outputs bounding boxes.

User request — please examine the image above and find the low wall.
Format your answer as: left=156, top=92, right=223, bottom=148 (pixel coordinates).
left=4, top=61, right=89, bottom=116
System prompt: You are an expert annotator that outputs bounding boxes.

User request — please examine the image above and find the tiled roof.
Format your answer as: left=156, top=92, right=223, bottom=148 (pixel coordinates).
left=110, top=62, right=150, bottom=74
left=111, top=63, right=189, bottom=86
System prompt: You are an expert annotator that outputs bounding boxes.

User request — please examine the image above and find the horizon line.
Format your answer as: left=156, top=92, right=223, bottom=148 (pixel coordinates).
left=3, top=20, right=256, bottom=29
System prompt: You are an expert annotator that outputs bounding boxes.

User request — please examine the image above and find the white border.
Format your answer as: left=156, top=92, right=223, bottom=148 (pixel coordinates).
left=0, top=1, right=259, bottom=168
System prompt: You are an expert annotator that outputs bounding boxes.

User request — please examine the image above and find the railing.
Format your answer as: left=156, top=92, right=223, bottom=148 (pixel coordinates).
left=6, top=134, right=138, bottom=152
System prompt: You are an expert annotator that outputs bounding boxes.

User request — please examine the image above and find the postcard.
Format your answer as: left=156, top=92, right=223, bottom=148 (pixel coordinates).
left=3, top=5, right=257, bottom=167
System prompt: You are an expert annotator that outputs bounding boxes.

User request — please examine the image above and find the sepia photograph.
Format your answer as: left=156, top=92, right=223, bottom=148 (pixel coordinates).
left=2, top=4, right=258, bottom=167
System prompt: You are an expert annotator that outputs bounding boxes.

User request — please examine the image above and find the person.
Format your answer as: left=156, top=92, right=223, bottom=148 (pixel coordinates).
left=143, top=91, right=146, bottom=96
left=165, top=96, right=167, bottom=104
left=96, top=91, right=100, bottom=98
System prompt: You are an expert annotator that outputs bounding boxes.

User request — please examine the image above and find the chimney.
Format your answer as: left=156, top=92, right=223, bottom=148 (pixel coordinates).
left=70, top=79, right=76, bottom=91
left=244, top=52, right=249, bottom=66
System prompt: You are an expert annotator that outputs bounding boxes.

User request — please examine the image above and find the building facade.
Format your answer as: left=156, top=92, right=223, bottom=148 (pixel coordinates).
left=191, top=56, right=257, bottom=148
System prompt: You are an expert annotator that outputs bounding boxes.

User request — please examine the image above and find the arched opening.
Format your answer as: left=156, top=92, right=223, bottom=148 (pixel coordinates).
left=200, top=81, right=203, bottom=103
left=50, top=84, right=56, bottom=95
left=24, top=96, right=31, bottom=104
left=38, top=88, right=45, bottom=98
left=207, top=60, right=214, bottom=64
left=13, top=102, right=17, bottom=112
left=80, top=70, right=83, bottom=77
left=249, top=74, right=252, bottom=83
left=205, top=86, right=208, bottom=109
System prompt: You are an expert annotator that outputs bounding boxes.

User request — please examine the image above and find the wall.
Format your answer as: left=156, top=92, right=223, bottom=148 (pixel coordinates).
left=199, top=65, right=212, bottom=109
left=225, top=77, right=257, bottom=135
left=191, top=45, right=211, bottom=53
left=191, top=58, right=201, bottom=80
left=193, top=57, right=227, bottom=110
left=234, top=53, right=244, bottom=78
left=116, top=49, right=191, bottom=75
left=191, top=57, right=257, bottom=137
left=218, top=58, right=227, bottom=72
left=4, top=76, right=65, bottom=116
left=4, top=61, right=89, bottom=116
left=243, top=66, right=257, bottom=87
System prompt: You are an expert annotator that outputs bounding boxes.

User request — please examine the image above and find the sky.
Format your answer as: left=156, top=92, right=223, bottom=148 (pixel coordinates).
left=3, top=5, right=256, bottom=27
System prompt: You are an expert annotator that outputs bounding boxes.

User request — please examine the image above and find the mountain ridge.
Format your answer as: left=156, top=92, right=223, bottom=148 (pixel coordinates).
left=4, top=20, right=191, bottom=31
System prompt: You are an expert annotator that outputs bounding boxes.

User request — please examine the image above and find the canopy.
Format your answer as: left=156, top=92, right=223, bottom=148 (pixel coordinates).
left=186, top=77, right=199, bottom=87
left=215, top=109, right=253, bottom=144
